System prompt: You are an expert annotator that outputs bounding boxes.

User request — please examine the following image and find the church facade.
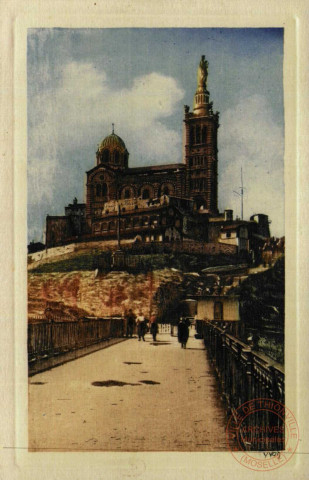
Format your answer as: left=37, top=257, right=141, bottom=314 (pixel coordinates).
left=45, top=56, right=269, bottom=251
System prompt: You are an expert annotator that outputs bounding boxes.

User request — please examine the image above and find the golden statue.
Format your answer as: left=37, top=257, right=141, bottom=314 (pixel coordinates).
left=197, top=55, right=208, bottom=89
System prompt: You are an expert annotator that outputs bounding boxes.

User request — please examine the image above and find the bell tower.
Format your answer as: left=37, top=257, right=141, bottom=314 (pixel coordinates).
left=183, top=56, right=219, bottom=215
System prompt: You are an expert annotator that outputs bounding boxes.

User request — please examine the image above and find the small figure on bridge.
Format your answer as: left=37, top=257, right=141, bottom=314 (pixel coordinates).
left=177, top=318, right=189, bottom=349
left=125, top=309, right=136, bottom=338
left=136, top=312, right=147, bottom=341
left=150, top=315, right=158, bottom=342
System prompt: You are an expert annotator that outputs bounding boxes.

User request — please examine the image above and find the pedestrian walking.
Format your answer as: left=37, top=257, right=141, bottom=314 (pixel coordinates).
left=150, top=317, right=158, bottom=341
left=125, top=309, right=136, bottom=338
left=177, top=318, right=189, bottom=349
left=136, top=312, right=147, bottom=341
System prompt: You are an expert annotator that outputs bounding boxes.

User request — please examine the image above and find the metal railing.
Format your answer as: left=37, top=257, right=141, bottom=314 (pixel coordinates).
left=158, top=323, right=171, bottom=334
left=196, top=320, right=285, bottom=451
left=28, top=316, right=125, bottom=362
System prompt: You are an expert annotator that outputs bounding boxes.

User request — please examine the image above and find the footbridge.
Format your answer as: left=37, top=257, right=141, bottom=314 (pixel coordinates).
left=28, top=318, right=284, bottom=452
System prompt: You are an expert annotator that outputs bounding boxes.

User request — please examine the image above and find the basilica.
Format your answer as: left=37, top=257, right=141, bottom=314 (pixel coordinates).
left=45, top=56, right=270, bottom=254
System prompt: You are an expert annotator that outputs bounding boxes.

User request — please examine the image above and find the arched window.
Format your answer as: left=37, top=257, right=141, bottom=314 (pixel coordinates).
left=114, top=151, right=120, bottom=163
left=202, top=126, right=207, bottom=143
left=124, top=188, right=130, bottom=199
left=196, top=125, right=201, bottom=144
left=142, top=188, right=150, bottom=199
left=96, top=184, right=101, bottom=196
left=101, top=183, right=107, bottom=196
left=214, top=302, right=223, bottom=321
left=102, top=150, right=110, bottom=162
left=190, top=127, right=194, bottom=145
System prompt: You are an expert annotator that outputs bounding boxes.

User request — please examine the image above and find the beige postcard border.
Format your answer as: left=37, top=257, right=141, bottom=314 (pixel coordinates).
left=1, top=1, right=308, bottom=479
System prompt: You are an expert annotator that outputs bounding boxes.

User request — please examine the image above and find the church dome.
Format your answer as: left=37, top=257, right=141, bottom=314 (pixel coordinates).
left=98, top=132, right=126, bottom=153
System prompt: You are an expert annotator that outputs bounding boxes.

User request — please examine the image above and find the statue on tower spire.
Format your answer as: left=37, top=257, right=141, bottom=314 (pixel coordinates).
left=193, top=56, right=211, bottom=115
left=197, top=55, right=209, bottom=90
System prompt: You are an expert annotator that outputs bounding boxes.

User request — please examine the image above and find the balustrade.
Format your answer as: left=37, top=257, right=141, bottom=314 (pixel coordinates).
left=28, top=316, right=125, bottom=363
left=196, top=320, right=285, bottom=451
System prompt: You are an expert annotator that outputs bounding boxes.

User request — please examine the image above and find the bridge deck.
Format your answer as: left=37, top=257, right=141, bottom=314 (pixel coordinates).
left=29, top=329, right=230, bottom=451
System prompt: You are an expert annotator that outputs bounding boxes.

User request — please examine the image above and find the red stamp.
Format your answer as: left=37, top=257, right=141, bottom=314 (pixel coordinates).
left=226, top=398, right=299, bottom=471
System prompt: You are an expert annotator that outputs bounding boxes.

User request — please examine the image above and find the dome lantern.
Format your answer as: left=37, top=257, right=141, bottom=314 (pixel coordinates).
left=96, top=125, right=129, bottom=168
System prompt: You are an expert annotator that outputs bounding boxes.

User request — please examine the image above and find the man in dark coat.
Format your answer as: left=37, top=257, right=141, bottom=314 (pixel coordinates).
left=150, top=319, right=158, bottom=341
left=126, top=309, right=136, bottom=338
left=177, top=318, right=189, bottom=349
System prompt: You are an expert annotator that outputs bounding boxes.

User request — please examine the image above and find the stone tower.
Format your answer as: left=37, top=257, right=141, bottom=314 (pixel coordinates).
left=183, top=55, right=219, bottom=214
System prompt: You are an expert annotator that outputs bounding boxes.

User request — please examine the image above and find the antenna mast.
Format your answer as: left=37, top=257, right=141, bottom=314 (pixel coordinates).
left=233, top=167, right=245, bottom=220
left=241, top=167, right=244, bottom=220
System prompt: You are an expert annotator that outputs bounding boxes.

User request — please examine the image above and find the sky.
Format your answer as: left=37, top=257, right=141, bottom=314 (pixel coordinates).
left=27, top=28, right=284, bottom=242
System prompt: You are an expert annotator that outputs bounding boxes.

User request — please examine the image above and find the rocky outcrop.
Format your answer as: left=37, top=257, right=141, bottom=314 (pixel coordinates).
left=28, top=269, right=184, bottom=318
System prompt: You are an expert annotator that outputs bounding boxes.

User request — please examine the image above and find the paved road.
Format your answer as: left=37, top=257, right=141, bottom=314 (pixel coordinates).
left=29, top=329, right=231, bottom=451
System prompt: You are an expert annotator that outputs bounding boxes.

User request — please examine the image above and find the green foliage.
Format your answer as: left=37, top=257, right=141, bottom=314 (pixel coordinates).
left=232, top=257, right=285, bottom=363
left=30, top=252, right=111, bottom=273
left=154, top=280, right=185, bottom=324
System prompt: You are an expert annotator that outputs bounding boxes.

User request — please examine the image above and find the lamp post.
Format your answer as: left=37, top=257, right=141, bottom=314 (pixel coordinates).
left=117, top=200, right=121, bottom=249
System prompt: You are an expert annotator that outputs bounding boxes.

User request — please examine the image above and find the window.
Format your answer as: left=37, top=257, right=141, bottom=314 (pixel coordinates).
left=190, top=127, right=194, bottom=144
left=124, top=188, right=130, bottom=199
left=214, top=302, right=223, bottom=321
left=114, top=151, right=120, bottom=163
left=142, top=189, right=150, bottom=199
left=202, top=126, right=207, bottom=143
left=196, top=125, right=200, bottom=143
left=102, top=183, right=107, bottom=196
left=102, top=150, right=109, bottom=162
left=96, top=183, right=107, bottom=197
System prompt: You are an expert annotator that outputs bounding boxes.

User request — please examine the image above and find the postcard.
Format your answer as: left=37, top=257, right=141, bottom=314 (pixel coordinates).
left=1, top=1, right=308, bottom=479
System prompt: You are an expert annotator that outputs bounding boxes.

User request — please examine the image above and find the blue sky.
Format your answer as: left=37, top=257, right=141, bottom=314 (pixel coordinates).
left=27, top=28, right=284, bottom=241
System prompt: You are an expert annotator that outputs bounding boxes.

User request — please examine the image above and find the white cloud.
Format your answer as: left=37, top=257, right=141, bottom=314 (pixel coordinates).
left=31, top=61, right=184, bottom=147
left=28, top=62, right=185, bottom=206
left=219, top=94, right=284, bottom=236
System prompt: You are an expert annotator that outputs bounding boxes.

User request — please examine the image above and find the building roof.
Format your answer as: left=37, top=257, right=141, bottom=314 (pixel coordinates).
left=86, top=162, right=186, bottom=176
left=98, top=133, right=127, bottom=153
left=125, top=163, right=186, bottom=174
left=221, top=223, right=249, bottom=232
left=196, top=295, right=240, bottom=300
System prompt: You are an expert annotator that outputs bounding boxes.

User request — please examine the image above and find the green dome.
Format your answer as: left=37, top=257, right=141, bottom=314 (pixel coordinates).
left=98, top=133, right=126, bottom=153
